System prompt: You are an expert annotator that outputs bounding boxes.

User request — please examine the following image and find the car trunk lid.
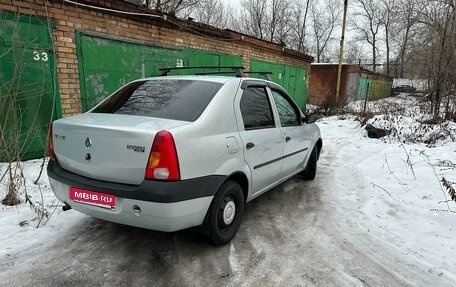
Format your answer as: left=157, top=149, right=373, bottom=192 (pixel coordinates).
left=52, top=113, right=188, bottom=185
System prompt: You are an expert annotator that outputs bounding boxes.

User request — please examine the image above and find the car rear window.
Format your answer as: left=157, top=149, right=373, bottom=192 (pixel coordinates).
left=91, top=79, right=223, bottom=122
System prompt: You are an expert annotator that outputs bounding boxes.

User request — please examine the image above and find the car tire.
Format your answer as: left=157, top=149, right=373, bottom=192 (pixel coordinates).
left=205, top=180, right=244, bottom=246
left=301, top=146, right=318, bottom=180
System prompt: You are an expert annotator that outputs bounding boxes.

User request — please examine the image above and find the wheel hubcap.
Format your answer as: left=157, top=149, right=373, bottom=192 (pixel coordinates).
left=222, top=201, right=236, bottom=225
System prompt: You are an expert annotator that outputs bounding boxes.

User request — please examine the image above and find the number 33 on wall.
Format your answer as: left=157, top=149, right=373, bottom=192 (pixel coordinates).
left=32, top=51, right=49, bottom=62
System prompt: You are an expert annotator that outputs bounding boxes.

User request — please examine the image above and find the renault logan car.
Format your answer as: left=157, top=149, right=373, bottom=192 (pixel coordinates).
left=47, top=76, right=322, bottom=245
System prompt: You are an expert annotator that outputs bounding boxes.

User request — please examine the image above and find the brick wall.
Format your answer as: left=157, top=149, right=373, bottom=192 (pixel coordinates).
left=1, top=0, right=313, bottom=116
left=309, top=65, right=349, bottom=106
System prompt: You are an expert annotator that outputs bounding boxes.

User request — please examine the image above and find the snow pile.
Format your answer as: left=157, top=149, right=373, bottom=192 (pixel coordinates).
left=367, top=114, right=456, bottom=146
left=343, top=95, right=456, bottom=146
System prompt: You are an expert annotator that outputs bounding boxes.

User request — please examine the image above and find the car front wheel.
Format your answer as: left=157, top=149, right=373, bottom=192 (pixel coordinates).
left=206, top=180, right=244, bottom=246
left=301, top=146, right=318, bottom=180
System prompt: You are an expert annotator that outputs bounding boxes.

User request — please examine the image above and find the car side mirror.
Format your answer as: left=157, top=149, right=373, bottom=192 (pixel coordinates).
left=303, top=114, right=317, bottom=124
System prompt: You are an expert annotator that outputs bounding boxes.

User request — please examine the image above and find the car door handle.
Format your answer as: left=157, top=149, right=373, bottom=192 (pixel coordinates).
left=246, top=142, right=255, bottom=150
left=285, top=136, right=291, bottom=142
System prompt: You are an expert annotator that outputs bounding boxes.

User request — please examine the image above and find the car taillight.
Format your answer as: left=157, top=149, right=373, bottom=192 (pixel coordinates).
left=48, top=123, right=57, bottom=161
left=145, top=131, right=180, bottom=181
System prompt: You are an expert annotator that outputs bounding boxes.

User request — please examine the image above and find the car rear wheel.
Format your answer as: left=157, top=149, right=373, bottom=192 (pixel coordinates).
left=205, top=180, right=244, bottom=246
left=301, top=146, right=318, bottom=180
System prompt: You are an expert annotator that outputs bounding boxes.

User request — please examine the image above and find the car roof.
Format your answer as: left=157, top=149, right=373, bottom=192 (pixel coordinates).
left=136, top=75, right=237, bottom=83
left=133, top=75, right=273, bottom=84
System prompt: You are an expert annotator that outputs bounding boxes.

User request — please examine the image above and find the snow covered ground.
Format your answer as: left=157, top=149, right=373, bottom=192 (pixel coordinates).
left=318, top=117, right=456, bottom=278
left=1, top=96, right=456, bottom=286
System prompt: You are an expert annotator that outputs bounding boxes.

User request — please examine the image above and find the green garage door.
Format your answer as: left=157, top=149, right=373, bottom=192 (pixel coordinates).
left=358, top=77, right=372, bottom=100
left=78, top=34, right=149, bottom=111
left=78, top=33, right=188, bottom=111
left=250, top=59, right=308, bottom=110
left=184, top=50, right=243, bottom=75
left=143, top=46, right=187, bottom=77
left=77, top=33, right=243, bottom=111
left=0, top=12, right=59, bottom=161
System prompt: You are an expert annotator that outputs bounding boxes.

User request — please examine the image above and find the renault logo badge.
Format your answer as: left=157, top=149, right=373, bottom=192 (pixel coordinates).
left=85, top=137, right=92, bottom=149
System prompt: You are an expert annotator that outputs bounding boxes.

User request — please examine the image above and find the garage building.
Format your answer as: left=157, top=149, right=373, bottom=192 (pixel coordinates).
left=309, top=64, right=393, bottom=106
left=0, top=0, right=313, bottom=160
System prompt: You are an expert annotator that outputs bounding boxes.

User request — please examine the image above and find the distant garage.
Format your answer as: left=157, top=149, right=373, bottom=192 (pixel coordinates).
left=309, top=64, right=393, bottom=106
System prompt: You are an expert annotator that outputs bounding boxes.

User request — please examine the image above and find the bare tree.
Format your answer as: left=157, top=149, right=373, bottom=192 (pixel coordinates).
left=380, top=0, right=396, bottom=76
left=241, top=0, right=268, bottom=39
left=181, top=0, right=228, bottom=27
left=290, top=0, right=311, bottom=52
left=267, top=0, right=293, bottom=43
left=240, top=0, right=293, bottom=44
left=141, top=0, right=200, bottom=14
left=352, top=0, right=383, bottom=71
left=344, top=40, right=367, bottom=65
left=391, top=0, right=420, bottom=77
left=415, top=0, right=456, bottom=117
left=308, top=0, right=342, bottom=62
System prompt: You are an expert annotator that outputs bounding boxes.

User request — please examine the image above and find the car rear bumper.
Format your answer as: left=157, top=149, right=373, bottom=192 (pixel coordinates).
left=47, top=160, right=226, bottom=231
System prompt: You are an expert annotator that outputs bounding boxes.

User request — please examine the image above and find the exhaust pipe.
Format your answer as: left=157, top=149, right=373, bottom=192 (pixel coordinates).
left=62, top=202, right=72, bottom=211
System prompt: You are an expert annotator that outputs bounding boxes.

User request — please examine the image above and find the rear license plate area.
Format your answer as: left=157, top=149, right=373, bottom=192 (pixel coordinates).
left=69, top=187, right=116, bottom=210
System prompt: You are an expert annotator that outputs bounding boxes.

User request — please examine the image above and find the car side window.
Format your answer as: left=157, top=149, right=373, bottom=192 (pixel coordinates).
left=240, top=87, right=275, bottom=130
left=271, top=89, right=301, bottom=127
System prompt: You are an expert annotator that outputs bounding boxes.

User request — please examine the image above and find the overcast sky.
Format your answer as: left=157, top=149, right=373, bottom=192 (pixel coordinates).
left=224, top=0, right=242, bottom=11
left=227, top=0, right=242, bottom=6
